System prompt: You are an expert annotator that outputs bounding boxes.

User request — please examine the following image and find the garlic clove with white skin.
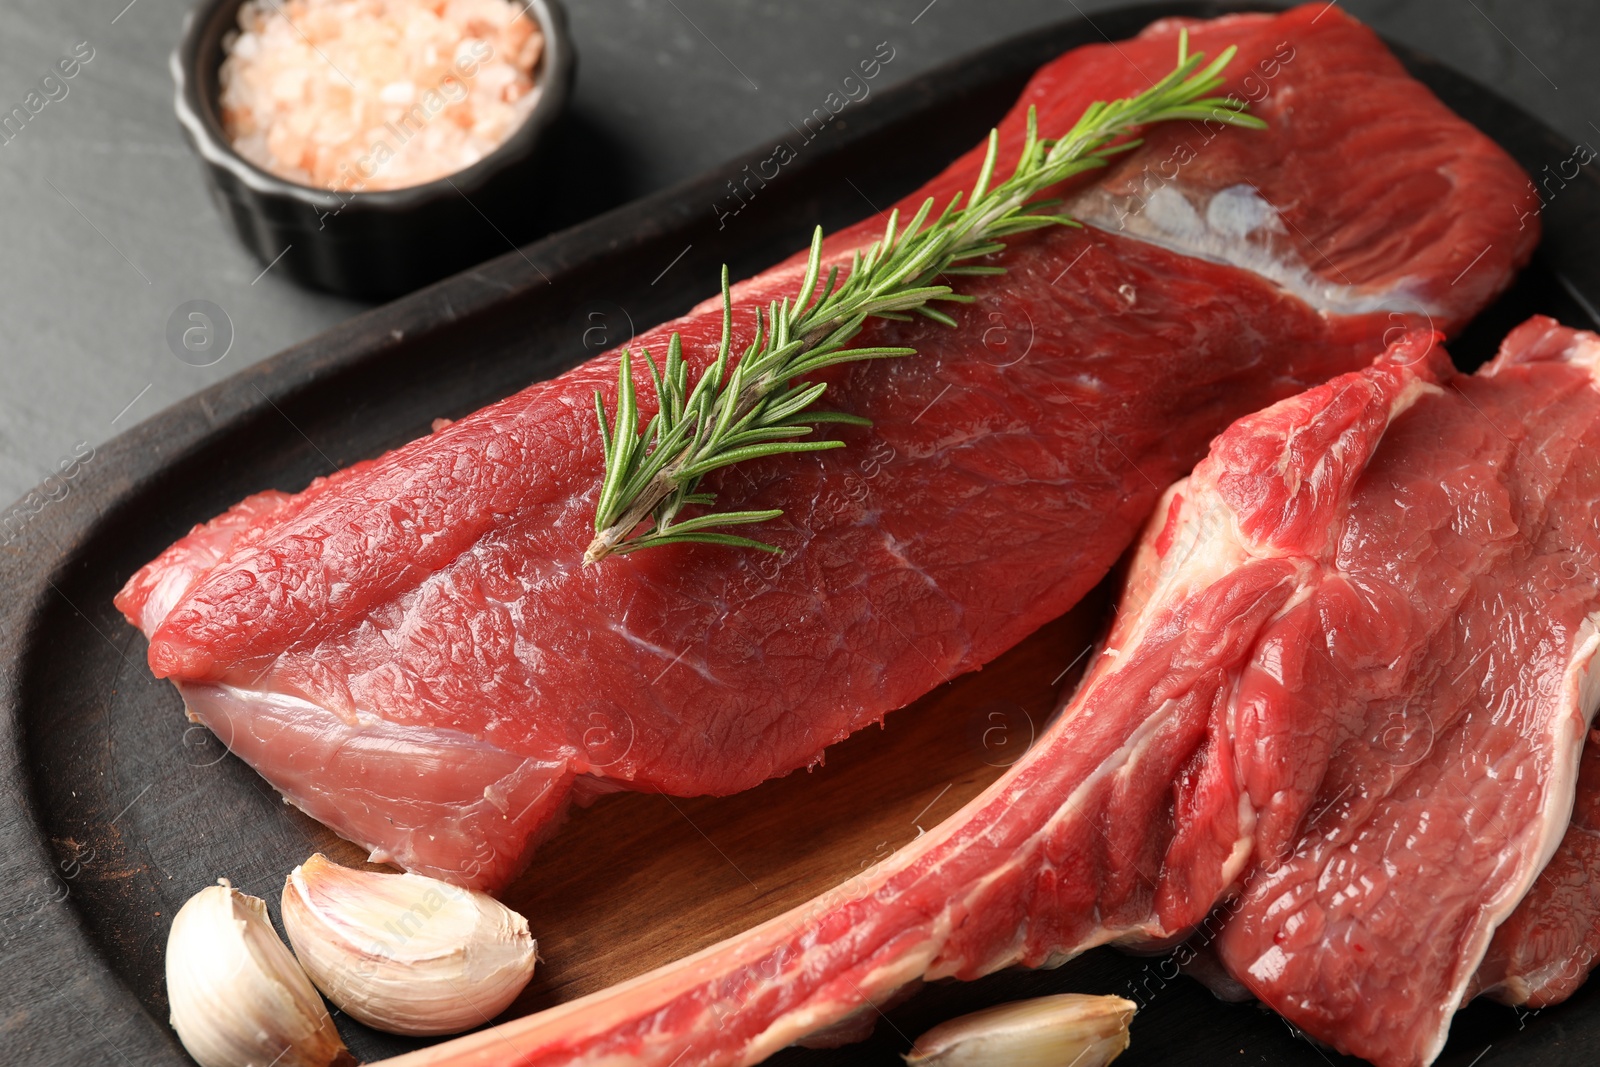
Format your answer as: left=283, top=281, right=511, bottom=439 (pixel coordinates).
left=281, top=854, right=538, bottom=1037
left=904, top=994, right=1136, bottom=1067
left=166, top=879, right=355, bottom=1067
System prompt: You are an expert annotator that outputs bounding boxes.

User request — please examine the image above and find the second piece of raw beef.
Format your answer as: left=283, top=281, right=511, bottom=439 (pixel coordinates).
left=1206, top=316, right=1600, bottom=1066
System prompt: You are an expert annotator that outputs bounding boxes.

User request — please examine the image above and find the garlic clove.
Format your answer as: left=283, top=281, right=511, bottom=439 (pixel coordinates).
left=282, top=854, right=537, bottom=1037
left=904, top=993, right=1136, bottom=1067
left=166, top=879, right=355, bottom=1067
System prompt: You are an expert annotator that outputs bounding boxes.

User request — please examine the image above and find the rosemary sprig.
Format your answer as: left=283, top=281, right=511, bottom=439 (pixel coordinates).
left=586, top=32, right=1262, bottom=564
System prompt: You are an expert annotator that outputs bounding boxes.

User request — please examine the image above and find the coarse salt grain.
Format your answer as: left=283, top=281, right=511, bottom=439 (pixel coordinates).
left=219, top=0, right=544, bottom=192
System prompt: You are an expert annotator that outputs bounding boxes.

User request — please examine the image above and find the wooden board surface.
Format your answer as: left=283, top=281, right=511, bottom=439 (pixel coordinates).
left=5, top=4, right=1600, bottom=1065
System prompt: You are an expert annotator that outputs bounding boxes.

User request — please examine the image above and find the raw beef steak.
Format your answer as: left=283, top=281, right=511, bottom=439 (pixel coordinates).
left=1208, top=316, right=1600, bottom=1066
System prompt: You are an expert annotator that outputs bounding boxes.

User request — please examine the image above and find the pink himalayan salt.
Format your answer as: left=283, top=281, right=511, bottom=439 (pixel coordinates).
left=219, top=0, right=544, bottom=192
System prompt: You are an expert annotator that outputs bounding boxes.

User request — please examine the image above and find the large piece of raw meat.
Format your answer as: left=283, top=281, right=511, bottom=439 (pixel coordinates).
left=1196, top=315, right=1600, bottom=1066
left=115, top=4, right=1536, bottom=889
left=382, top=319, right=1600, bottom=1067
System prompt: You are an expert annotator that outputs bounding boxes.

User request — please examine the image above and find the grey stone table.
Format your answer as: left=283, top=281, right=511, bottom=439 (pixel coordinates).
left=0, top=0, right=1594, bottom=508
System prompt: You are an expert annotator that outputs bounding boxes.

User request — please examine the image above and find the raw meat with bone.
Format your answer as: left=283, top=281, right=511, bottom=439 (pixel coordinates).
left=114, top=4, right=1536, bottom=891
left=381, top=320, right=1600, bottom=1067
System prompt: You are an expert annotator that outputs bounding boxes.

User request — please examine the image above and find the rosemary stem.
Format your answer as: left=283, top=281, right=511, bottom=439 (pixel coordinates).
left=586, top=469, right=678, bottom=563
left=585, top=213, right=1003, bottom=563
left=583, top=32, right=1262, bottom=563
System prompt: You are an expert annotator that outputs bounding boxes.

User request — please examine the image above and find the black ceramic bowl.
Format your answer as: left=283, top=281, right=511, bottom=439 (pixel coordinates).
left=172, top=0, right=575, bottom=299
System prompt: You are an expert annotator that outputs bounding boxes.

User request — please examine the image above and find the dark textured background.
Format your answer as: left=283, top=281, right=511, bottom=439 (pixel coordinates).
left=0, top=0, right=1592, bottom=506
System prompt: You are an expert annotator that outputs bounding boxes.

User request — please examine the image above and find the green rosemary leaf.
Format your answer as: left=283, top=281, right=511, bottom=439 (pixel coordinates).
left=805, top=411, right=875, bottom=426
left=915, top=306, right=961, bottom=328
left=679, top=438, right=846, bottom=481
left=592, top=349, right=636, bottom=528
left=947, top=242, right=1011, bottom=260
left=654, top=509, right=787, bottom=536
left=786, top=346, right=915, bottom=379
left=623, top=531, right=786, bottom=555
left=594, top=390, right=613, bottom=456
left=584, top=30, right=1261, bottom=564
left=719, top=425, right=824, bottom=449
left=986, top=215, right=1075, bottom=237
left=759, top=381, right=834, bottom=425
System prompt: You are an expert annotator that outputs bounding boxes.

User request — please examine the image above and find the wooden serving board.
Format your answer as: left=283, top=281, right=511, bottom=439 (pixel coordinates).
left=5, top=4, right=1600, bottom=1065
